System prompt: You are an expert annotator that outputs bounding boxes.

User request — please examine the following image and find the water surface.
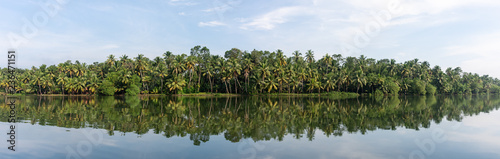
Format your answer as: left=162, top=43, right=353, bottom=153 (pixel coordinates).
left=1, top=95, right=500, bottom=159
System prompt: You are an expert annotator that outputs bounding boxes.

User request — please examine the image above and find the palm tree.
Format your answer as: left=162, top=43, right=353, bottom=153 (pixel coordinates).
left=264, top=78, right=278, bottom=93
left=57, top=74, right=68, bottom=95
left=323, top=75, right=336, bottom=92
left=307, top=78, right=322, bottom=93
left=290, top=76, right=302, bottom=93
left=222, top=74, right=231, bottom=93
left=156, top=64, right=168, bottom=94
left=228, top=59, right=242, bottom=94
left=242, top=58, right=253, bottom=93
left=322, top=54, right=333, bottom=74
left=352, top=71, right=367, bottom=94
left=167, top=75, right=186, bottom=94
left=305, top=50, right=314, bottom=64
left=135, top=54, right=149, bottom=92
left=276, top=49, right=287, bottom=67
left=106, top=54, right=116, bottom=71
left=185, top=56, right=197, bottom=90
left=276, top=72, right=289, bottom=93
left=257, top=61, right=271, bottom=82
left=297, top=68, right=307, bottom=93
left=293, top=50, right=302, bottom=64
left=203, top=64, right=215, bottom=93
left=31, top=70, right=43, bottom=94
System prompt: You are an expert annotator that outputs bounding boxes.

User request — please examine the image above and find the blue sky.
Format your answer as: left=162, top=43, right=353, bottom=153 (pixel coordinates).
left=1, top=0, right=500, bottom=78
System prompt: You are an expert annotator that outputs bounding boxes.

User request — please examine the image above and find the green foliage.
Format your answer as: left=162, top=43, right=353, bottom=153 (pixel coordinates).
left=2, top=95, right=500, bottom=143
left=125, top=84, right=140, bottom=96
left=411, top=80, right=426, bottom=95
left=98, top=80, right=115, bottom=96
left=0, top=46, right=498, bottom=96
left=373, top=89, right=384, bottom=96
left=491, top=85, right=500, bottom=94
left=130, top=75, right=141, bottom=86
left=426, top=84, right=437, bottom=95
left=385, top=80, right=400, bottom=95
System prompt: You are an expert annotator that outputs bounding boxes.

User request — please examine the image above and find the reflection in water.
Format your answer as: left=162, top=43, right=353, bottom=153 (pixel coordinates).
left=1, top=95, right=500, bottom=146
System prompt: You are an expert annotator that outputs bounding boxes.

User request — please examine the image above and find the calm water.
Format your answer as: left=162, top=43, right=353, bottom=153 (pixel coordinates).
left=1, top=95, right=500, bottom=159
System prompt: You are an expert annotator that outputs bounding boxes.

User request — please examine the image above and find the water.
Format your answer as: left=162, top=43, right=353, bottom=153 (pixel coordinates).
left=1, top=95, right=500, bottom=159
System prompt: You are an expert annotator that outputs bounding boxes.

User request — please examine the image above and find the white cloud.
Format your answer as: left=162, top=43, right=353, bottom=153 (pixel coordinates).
left=399, top=0, right=500, bottom=16
left=202, top=0, right=242, bottom=12
left=198, top=21, right=226, bottom=27
left=240, top=6, right=309, bottom=30
left=168, top=0, right=198, bottom=6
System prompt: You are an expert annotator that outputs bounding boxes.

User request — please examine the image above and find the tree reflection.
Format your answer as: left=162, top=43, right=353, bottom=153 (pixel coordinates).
left=1, top=94, right=500, bottom=145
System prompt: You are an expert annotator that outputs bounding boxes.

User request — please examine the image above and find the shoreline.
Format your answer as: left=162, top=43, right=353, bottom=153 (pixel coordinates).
left=3, top=92, right=495, bottom=98
left=1, top=92, right=359, bottom=97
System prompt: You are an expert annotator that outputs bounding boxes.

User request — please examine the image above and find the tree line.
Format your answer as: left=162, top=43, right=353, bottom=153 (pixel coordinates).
left=1, top=45, right=500, bottom=95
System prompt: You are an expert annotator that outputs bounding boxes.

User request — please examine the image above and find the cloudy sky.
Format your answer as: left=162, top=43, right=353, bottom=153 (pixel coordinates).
left=1, top=0, right=500, bottom=78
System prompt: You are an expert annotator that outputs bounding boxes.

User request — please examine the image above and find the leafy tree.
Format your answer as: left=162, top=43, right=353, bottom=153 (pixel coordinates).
left=126, top=84, right=140, bottom=96
left=99, top=80, right=115, bottom=96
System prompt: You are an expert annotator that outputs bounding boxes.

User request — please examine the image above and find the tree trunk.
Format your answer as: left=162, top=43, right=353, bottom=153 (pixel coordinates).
left=209, top=76, right=213, bottom=93
left=224, top=81, right=229, bottom=93
left=189, top=70, right=193, bottom=91
left=161, top=79, right=164, bottom=94
left=234, top=79, right=237, bottom=94
left=197, top=71, right=202, bottom=92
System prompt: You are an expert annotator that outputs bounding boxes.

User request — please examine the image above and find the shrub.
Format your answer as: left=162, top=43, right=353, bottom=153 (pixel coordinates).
left=491, top=85, right=500, bottom=94
left=386, top=80, right=400, bottom=95
left=411, top=80, right=426, bottom=95
left=125, top=84, right=140, bottom=96
left=99, top=80, right=115, bottom=96
left=426, top=84, right=437, bottom=95
left=374, top=89, right=384, bottom=96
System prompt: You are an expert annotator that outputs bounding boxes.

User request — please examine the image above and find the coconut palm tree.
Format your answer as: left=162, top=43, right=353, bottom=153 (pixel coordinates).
left=323, top=75, right=336, bottom=92
left=305, top=50, right=314, bottom=64
left=57, top=74, right=68, bottom=95
left=292, top=50, right=302, bottom=64
left=156, top=64, right=168, bottom=94
left=167, top=75, right=186, bottom=94
left=264, top=78, right=278, bottom=93
left=307, top=78, right=322, bottom=93
left=228, top=59, right=242, bottom=94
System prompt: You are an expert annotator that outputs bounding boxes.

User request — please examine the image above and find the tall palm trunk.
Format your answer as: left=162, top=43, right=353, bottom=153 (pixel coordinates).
left=224, top=80, right=229, bottom=93
left=189, top=70, right=193, bottom=90
left=197, top=71, right=202, bottom=92
left=234, top=79, right=237, bottom=94
left=161, top=79, right=164, bottom=94
left=209, top=76, right=213, bottom=93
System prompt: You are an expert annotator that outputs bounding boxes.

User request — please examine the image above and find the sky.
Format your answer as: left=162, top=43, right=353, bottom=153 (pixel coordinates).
left=1, top=0, right=500, bottom=78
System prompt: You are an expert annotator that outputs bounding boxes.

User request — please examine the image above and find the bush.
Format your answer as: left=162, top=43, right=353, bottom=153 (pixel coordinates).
left=411, top=80, right=426, bottom=95
left=386, top=81, right=400, bottom=95
left=491, top=85, right=500, bottom=94
left=426, top=84, right=437, bottom=95
left=125, top=84, right=140, bottom=96
left=373, top=89, right=384, bottom=96
left=99, top=80, right=116, bottom=96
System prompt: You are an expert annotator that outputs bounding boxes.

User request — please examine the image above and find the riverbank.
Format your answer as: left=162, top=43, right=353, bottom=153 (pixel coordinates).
left=1, top=91, right=359, bottom=99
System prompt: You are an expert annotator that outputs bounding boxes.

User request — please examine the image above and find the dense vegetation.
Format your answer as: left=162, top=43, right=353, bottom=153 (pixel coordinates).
left=1, top=95, right=499, bottom=144
left=2, top=46, right=500, bottom=95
